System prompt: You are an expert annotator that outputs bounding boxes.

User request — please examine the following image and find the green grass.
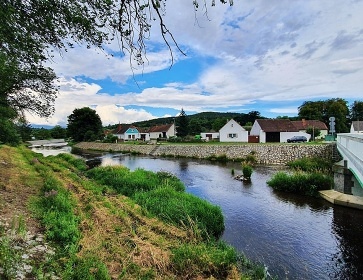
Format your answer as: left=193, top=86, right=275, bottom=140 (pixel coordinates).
left=267, top=171, right=333, bottom=196
left=286, top=156, right=333, bottom=173
left=134, top=187, right=225, bottom=239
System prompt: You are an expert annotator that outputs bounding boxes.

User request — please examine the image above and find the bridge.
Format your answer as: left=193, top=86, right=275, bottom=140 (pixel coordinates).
left=320, top=133, right=363, bottom=209
left=336, top=133, right=363, bottom=192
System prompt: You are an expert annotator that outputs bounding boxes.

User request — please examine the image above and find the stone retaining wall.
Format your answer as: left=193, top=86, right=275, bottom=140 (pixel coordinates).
left=74, top=142, right=340, bottom=165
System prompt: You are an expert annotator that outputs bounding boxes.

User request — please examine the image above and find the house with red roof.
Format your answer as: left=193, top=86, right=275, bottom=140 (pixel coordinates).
left=250, top=119, right=311, bottom=143
left=291, top=119, right=328, bottom=139
left=148, top=123, right=175, bottom=139
left=112, top=124, right=140, bottom=141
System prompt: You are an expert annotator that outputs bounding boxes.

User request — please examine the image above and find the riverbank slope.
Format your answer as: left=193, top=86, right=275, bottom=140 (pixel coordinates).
left=0, top=145, right=264, bottom=279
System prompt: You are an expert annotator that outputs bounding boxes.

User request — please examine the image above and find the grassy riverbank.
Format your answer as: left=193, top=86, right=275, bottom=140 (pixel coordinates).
left=0, top=145, right=267, bottom=279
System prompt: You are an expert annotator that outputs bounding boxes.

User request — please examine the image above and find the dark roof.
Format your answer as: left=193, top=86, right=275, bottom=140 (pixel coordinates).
left=112, top=124, right=135, bottom=134
left=256, top=119, right=299, bottom=132
left=292, top=120, right=328, bottom=130
left=352, top=121, right=363, bottom=131
left=148, top=124, right=173, bottom=133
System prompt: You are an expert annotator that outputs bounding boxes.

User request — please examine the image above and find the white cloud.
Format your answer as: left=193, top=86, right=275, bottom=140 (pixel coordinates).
left=28, top=0, right=363, bottom=125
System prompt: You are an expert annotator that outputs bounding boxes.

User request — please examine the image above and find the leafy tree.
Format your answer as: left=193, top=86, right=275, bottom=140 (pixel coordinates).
left=188, top=119, right=202, bottom=135
left=176, top=108, right=189, bottom=137
left=0, top=100, right=21, bottom=145
left=1, top=0, right=230, bottom=120
left=50, top=125, right=67, bottom=139
left=15, top=117, right=32, bottom=141
left=67, top=107, right=103, bottom=142
left=212, top=118, right=227, bottom=131
left=298, top=98, right=349, bottom=133
left=306, top=126, right=321, bottom=141
left=350, top=101, right=363, bottom=121
left=32, top=127, right=52, bottom=140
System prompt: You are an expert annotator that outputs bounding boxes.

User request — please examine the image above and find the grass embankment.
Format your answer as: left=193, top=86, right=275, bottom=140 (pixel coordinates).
left=267, top=157, right=334, bottom=196
left=0, top=145, right=266, bottom=279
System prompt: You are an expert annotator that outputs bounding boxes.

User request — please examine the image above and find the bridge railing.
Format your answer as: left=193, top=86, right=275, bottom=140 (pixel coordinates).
left=336, top=133, right=363, bottom=187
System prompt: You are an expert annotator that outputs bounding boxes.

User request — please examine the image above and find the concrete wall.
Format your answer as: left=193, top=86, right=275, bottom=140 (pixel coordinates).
left=75, top=142, right=339, bottom=165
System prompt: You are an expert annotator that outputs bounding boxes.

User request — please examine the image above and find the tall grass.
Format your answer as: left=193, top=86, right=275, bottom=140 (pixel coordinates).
left=134, top=187, right=225, bottom=239
left=86, top=166, right=185, bottom=196
left=286, top=156, right=332, bottom=174
left=267, top=171, right=333, bottom=196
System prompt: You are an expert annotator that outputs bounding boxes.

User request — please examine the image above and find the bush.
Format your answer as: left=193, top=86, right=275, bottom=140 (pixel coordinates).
left=171, top=241, right=236, bottom=278
left=286, top=157, right=332, bottom=173
left=267, top=171, right=333, bottom=196
left=134, top=187, right=225, bottom=239
left=242, top=164, right=253, bottom=180
left=86, top=166, right=185, bottom=197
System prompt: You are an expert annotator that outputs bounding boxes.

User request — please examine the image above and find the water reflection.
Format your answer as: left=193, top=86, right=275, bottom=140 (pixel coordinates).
left=31, top=148, right=363, bottom=279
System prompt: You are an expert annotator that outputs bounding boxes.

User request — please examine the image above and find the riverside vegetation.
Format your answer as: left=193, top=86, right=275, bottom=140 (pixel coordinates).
left=267, top=157, right=334, bottom=196
left=0, top=145, right=267, bottom=279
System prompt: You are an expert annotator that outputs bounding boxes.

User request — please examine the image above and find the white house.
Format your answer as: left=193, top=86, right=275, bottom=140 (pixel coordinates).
left=219, top=119, right=248, bottom=142
left=250, top=119, right=310, bottom=143
left=200, top=132, right=219, bottom=141
left=112, top=124, right=140, bottom=141
left=148, top=123, right=175, bottom=139
left=351, top=121, right=363, bottom=133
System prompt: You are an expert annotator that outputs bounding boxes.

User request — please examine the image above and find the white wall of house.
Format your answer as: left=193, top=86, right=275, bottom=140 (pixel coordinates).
left=280, top=132, right=311, bottom=142
left=300, top=129, right=328, bottom=139
left=259, top=131, right=266, bottom=143
left=149, top=124, right=175, bottom=139
left=250, top=121, right=262, bottom=136
left=219, top=119, right=248, bottom=142
left=201, top=132, right=219, bottom=141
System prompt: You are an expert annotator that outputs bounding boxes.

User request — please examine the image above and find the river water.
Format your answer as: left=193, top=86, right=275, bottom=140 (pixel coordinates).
left=32, top=148, right=363, bottom=279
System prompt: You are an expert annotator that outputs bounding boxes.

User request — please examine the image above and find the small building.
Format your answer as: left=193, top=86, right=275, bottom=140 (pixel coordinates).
left=148, top=123, right=175, bottom=139
left=200, top=132, right=219, bottom=141
left=350, top=121, right=363, bottom=133
left=250, top=119, right=310, bottom=143
left=112, top=124, right=140, bottom=141
left=219, top=119, right=248, bottom=142
left=291, top=119, right=328, bottom=139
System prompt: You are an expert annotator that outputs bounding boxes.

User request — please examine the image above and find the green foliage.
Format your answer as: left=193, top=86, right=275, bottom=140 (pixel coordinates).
left=32, top=127, right=52, bottom=140
left=67, top=107, right=103, bottom=142
left=298, top=98, right=349, bottom=133
left=67, top=256, right=111, bottom=280
left=242, top=164, right=253, bottom=180
left=0, top=235, right=21, bottom=279
left=103, top=134, right=118, bottom=143
left=50, top=125, right=67, bottom=139
left=287, top=157, right=333, bottom=173
left=350, top=100, right=363, bottom=120
left=267, top=171, right=333, bottom=196
left=207, top=154, right=228, bottom=162
left=86, top=166, right=185, bottom=197
left=35, top=175, right=80, bottom=245
left=134, top=187, right=225, bottom=239
left=176, top=108, right=189, bottom=137
left=171, top=241, right=237, bottom=278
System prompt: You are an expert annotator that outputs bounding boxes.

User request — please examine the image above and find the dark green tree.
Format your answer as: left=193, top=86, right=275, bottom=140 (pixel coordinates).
left=67, top=107, right=103, bottom=142
left=350, top=101, right=363, bottom=121
left=32, top=127, right=51, bottom=140
left=306, top=126, right=321, bottom=141
left=188, top=118, right=202, bottom=135
left=15, top=117, right=32, bottom=141
left=212, top=118, right=227, bottom=131
left=176, top=108, right=189, bottom=137
left=0, top=103, right=21, bottom=145
left=298, top=98, right=349, bottom=133
left=50, top=125, right=67, bottom=139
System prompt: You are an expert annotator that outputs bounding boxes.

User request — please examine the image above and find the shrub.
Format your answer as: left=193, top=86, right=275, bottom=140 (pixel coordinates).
left=134, top=187, right=225, bottom=239
left=242, top=164, right=253, bottom=180
left=171, top=241, right=237, bottom=278
left=267, top=171, right=333, bottom=196
left=287, top=157, right=332, bottom=173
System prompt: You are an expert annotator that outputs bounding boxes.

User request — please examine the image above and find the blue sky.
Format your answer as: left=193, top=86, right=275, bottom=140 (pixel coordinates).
left=26, top=0, right=363, bottom=126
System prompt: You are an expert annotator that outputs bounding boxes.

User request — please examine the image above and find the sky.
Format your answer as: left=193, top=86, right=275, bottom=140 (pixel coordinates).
left=26, top=0, right=363, bottom=127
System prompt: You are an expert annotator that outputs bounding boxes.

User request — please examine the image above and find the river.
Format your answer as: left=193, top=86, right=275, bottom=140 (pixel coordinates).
left=32, top=148, right=363, bottom=279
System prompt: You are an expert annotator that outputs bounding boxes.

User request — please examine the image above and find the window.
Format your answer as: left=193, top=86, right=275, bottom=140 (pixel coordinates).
left=228, top=133, right=237, bottom=138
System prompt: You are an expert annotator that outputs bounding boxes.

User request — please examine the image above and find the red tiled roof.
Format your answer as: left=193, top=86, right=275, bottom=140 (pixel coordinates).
left=112, top=124, right=135, bottom=134
left=292, top=120, right=328, bottom=130
left=148, top=124, right=173, bottom=133
left=256, top=119, right=299, bottom=132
